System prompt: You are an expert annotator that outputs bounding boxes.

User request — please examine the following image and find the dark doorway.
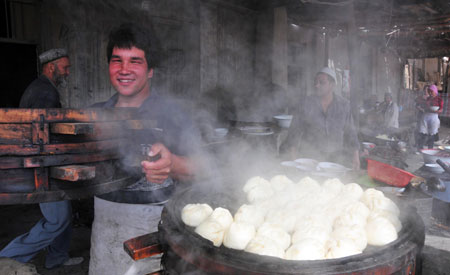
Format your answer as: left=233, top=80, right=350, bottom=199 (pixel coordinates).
left=0, top=42, right=37, bottom=107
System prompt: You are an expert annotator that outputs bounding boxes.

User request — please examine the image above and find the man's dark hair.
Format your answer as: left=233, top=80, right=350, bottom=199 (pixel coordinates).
left=107, top=22, right=161, bottom=69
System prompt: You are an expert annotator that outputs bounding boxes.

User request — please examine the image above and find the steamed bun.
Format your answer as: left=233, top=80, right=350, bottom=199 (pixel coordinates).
left=270, top=175, right=294, bottom=192
left=294, top=214, right=333, bottom=232
left=360, top=188, right=385, bottom=205
left=265, top=208, right=298, bottom=233
left=234, top=204, right=265, bottom=228
left=325, top=238, right=362, bottom=259
left=256, top=222, right=291, bottom=250
left=291, top=225, right=330, bottom=245
left=366, top=216, right=398, bottom=246
left=364, top=196, right=400, bottom=217
left=333, top=211, right=367, bottom=229
left=342, top=201, right=370, bottom=220
left=322, top=178, right=344, bottom=196
left=340, top=183, right=364, bottom=201
left=369, top=209, right=402, bottom=232
left=181, top=203, right=213, bottom=227
left=245, top=235, right=285, bottom=259
left=195, top=220, right=225, bottom=247
left=331, top=225, right=367, bottom=251
left=223, top=222, right=256, bottom=250
left=209, top=207, right=234, bottom=229
left=296, top=177, right=321, bottom=194
left=247, top=184, right=274, bottom=203
left=243, top=176, right=271, bottom=193
left=285, top=239, right=326, bottom=260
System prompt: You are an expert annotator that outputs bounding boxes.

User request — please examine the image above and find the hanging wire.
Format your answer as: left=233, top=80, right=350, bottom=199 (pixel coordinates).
left=385, top=0, right=395, bottom=47
left=300, top=0, right=354, bottom=6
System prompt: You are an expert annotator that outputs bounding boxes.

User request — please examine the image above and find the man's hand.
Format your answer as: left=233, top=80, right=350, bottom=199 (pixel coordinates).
left=141, top=143, right=172, bottom=184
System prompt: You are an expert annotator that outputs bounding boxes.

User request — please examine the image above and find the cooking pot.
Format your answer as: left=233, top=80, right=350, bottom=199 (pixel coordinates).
left=125, top=183, right=425, bottom=274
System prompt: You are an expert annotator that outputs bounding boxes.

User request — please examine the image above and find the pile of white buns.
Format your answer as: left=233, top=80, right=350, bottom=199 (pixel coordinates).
left=181, top=175, right=401, bottom=260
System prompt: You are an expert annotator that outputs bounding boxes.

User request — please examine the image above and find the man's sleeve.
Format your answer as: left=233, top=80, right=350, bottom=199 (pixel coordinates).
left=344, top=107, right=360, bottom=150
left=279, top=101, right=304, bottom=156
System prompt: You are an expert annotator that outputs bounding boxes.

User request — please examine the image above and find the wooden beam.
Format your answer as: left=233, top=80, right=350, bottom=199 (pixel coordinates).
left=0, top=176, right=133, bottom=205
left=125, top=120, right=158, bottom=130
left=0, top=151, right=119, bottom=169
left=123, top=233, right=162, bottom=261
left=0, top=108, right=139, bottom=123
left=34, top=167, right=48, bottom=191
left=0, top=139, right=125, bottom=156
left=0, top=124, right=32, bottom=144
left=50, top=120, right=158, bottom=138
left=22, top=152, right=119, bottom=169
left=50, top=165, right=95, bottom=181
left=32, top=122, right=49, bottom=145
left=50, top=123, right=94, bottom=135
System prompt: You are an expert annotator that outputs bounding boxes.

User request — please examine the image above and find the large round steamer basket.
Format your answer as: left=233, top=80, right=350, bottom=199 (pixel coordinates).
left=155, top=185, right=425, bottom=275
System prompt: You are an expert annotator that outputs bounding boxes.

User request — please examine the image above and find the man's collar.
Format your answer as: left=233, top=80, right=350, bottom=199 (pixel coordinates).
left=109, top=91, right=158, bottom=108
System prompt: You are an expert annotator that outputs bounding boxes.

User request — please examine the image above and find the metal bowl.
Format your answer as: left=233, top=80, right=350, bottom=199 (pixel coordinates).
left=425, top=163, right=445, bottom=173
left=421, top=149, right=450, bottom=164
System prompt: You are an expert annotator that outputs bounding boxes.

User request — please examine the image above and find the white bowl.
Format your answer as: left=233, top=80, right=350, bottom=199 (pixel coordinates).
left=214, top=128, right=228, bottom=138
left=362, top=142, right=376, bottom=150
left=316, top=162, right=351, bottom=173
left=280, top=161, right=299, bottom=168
left=430, top=106, right=440, bottom=111
left=273, top=115, right=293, bottom=128
left=294, top=158, right=318, bottom=171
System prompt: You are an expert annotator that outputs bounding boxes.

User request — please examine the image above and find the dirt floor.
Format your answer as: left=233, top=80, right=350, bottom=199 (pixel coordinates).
left=0, top=199, right=93, bottom=274
left=2, top=121, right=450, bottom=274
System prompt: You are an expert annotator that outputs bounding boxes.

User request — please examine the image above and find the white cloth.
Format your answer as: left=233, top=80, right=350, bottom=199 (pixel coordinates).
left=89, top=197, right=163, bottom=275
left=419, top=113, right=440, bottom=135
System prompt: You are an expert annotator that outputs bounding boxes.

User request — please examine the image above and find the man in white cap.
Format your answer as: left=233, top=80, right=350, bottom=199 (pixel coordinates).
left=281, top=67, right=360, bottom=170
left=377, top=92, right=399, bottom=129
left=19, top=48, right=70, bottom=108
left=0, top=48, right=83, bottom=269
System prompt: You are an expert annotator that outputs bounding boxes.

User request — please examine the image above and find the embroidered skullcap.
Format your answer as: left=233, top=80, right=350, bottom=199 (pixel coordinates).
left=39, top=48, right=68, bottom=65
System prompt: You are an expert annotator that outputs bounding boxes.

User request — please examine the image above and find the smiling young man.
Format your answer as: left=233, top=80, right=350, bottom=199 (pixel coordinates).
left=89, top=23, right=201, bottom=274
left=280, top=67, right=360, bottom=170
left=109, top=46, right=153, bottom=107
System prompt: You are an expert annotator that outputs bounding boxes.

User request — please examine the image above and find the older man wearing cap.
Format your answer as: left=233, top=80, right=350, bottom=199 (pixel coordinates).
left=281, top=67, right=360, bottom=170
left=19, top=48, right=70, bottom=108
left=377, top=92, right=399, bottom=129
left=0, top=48, right=83, bottom=269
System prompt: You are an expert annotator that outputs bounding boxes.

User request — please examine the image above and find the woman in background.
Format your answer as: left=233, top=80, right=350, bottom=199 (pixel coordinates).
left=418, top=85, right=443, bottom=149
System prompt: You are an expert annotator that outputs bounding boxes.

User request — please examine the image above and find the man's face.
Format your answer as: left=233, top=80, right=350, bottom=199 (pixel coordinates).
left=314, top=73, right=334, bottom=97
left=52, top=57, right=70, bottom=88
left=109, top=46, right=153, bottom=98
left=385, top=95, right=392, bottom=103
